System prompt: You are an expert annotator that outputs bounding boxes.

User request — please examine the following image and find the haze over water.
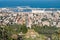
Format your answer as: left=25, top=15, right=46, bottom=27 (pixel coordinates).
left=0, top=0, right=60, bottom=8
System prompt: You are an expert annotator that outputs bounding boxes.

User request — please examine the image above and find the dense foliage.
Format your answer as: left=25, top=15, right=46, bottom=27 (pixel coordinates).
left=0, top=24, right=28, bottom=40
left=32, top=25, right=60, bottom=40
left=32, top=25, right=58, bottom=34
left=0, top=24, right=60, bottom=40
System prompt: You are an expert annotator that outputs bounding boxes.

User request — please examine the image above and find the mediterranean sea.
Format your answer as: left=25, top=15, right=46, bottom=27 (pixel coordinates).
left=0, top=1, right=60, bottom=8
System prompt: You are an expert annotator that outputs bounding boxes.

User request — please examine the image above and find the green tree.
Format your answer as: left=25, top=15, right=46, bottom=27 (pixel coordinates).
left=32, top=25, right=58, bottom=40
left=21, top=24, right=28, bottom=34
